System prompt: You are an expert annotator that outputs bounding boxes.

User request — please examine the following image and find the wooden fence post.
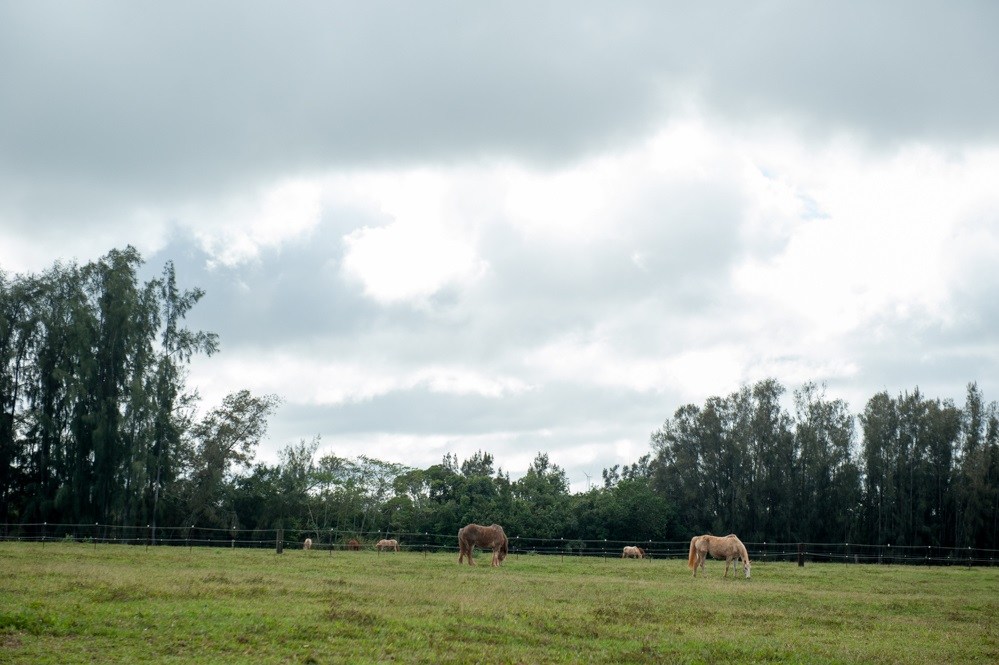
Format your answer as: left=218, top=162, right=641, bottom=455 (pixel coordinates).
left=797, top=543, right=805, bottom=567
left=276, top=529, right=284, bottom=554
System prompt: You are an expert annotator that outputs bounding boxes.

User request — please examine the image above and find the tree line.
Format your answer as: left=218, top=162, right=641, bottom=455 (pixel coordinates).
left=650, top=380, right=998, bottom=549
left=2, top=249, right=997, bottom=549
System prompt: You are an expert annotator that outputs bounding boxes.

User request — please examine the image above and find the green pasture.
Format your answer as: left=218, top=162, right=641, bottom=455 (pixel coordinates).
left=1, top=542, right=996, bottom=664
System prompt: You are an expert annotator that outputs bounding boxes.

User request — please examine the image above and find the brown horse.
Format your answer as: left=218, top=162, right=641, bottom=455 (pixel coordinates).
left=688, top=533, right=751, bottom=578
left=457, top=523, right=508, bottom=566
left=303, top=537, right=312, bottom=550
left=347, top=539, right=360, bottom=551
left=376, top=538, right=399, bottom=552
left=621, top=545, right=645, bottom=559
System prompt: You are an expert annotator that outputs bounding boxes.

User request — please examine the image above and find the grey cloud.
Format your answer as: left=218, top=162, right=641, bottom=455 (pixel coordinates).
left=142, top=219, right=377, bottom=350
left=4, top=1, right=996, bottom=224
left=265, top=382, right=667, bottom=474
left=277, top=383, right=655, bottom=439
left=695, top=2, right=999, bottom=146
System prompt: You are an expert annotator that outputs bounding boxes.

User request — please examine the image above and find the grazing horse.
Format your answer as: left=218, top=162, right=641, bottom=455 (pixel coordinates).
left=688, top=533, right=751, bottom=578
left=347, top=539, right=360, bottom=551
left=457, top=523, right=508, bottom=567
left=303, top=538, right=312, bottom=550
left=376, top=538, right=399, bottom=552
left=621, top=545, right=645, bottom=559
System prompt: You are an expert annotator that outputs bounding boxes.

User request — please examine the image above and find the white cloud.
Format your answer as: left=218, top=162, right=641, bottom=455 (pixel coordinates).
left=733, top=141, right=999, bottom=342
left=341, top=221, right=486, bottom=304
left=192, top=179, right=324, bottom=268
left=189, top=352, right=530, bottom=409
left=331, top=169, right=489, bottom=304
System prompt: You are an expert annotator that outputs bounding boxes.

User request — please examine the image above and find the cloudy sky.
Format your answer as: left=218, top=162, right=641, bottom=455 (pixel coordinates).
left=3, top=1, right=998, bottom=491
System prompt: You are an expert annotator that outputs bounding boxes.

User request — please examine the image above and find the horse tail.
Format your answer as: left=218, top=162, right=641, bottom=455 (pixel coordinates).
left=688, top=537, right=698, bottom=569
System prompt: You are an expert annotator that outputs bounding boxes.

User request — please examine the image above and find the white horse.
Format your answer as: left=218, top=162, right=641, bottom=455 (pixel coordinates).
left=688, top=534, right=751, bottom=578
left=621, top=546, right=645, bottom=559
left=376, top=538, right=399, bottom=552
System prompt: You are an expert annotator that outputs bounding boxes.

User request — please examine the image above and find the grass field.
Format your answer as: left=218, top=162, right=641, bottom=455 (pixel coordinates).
left=1, top=543, right=997, bottom=664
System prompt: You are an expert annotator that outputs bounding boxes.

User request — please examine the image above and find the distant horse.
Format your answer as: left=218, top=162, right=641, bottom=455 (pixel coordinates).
left=688, top=534, right=751, bottom=578
left=347, top=539, right=360, bottom=551
left=303, top=538, right=312, bottom=550
left=621, top=545, right=645, bottom=559
left=376, top=538, right=399, bottom=552
left=458, top=523, right=508, bottom=566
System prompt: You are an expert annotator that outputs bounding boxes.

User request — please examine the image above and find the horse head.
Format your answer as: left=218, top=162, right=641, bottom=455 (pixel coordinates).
left=743, top=559, right=752, bottom=578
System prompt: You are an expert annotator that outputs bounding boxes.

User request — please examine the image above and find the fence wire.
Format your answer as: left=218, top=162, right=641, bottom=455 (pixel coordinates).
left=2, top=522, right=996, bottom=565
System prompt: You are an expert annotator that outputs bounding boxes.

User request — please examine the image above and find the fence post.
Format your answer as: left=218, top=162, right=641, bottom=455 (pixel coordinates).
left=276, top=529, right=284, bottom=554
left=797, top=543, right=804, bottom=567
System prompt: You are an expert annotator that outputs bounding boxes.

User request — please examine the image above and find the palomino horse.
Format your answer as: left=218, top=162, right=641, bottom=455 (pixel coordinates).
left=376, top=538, right=399, bottom=552
left=347, top=539, right=360, bottom=551
left=457, top=523, right=508, bottom=566
left=303, top=537, right=312, bottom=550
left=621, top=545, right=645, bottom=559
left=688, top=533, right=751, bottom=578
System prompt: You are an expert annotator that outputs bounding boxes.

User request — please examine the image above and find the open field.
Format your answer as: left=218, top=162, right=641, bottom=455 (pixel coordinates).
left=1, top=543, right=997, bottom=664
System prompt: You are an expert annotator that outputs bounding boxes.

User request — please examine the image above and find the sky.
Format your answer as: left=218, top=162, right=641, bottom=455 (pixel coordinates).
left=2, top=1, right=998, bottom=492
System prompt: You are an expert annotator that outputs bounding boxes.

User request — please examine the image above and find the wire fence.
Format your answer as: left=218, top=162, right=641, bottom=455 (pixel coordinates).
left=2, top=522, right=997, bottom=566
